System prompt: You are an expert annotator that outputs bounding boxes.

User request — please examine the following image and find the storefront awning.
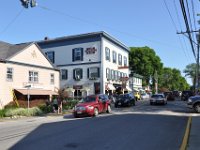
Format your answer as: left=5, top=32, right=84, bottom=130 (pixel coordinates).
left=15, top=89, right=58, bottom=95
left=125, top=86, right=132, bottom=91
left=107, top=84, right=116, bottom=90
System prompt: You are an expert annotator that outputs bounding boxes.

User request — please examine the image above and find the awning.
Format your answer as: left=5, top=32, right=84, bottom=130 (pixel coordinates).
left=15, top=89, right=58, bottom=95
left=125, top=86, right=132, bottom=91
left=65, top=88, right=75, bottom=92
left=106, top=84, right=116, bottom=90
left=134, top=88, right=139, bottom=92
left=80, top=87, right=90, bottom=92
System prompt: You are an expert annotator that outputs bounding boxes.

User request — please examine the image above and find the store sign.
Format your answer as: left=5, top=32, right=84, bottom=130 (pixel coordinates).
left=73, top=85, right=83, bottom=89
left=85, top=47, right=97, bottom=54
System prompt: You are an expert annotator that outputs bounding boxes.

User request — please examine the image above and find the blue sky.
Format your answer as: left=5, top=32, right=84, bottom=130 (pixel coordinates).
left=1, top=0, right=199, bottom=85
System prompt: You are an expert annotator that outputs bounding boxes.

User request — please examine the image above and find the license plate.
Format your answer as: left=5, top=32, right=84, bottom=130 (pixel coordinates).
left=77, top=111, right=82, bottom=114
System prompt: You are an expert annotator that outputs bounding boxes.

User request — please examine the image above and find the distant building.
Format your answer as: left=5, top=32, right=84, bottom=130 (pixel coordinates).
left=0, top=42, right=59, bottom=108
left=38, top=31, right=130, bottom=97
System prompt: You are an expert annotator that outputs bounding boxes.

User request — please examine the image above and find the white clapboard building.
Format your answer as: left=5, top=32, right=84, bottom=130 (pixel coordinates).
left=38, top=31, right=130, bottom=98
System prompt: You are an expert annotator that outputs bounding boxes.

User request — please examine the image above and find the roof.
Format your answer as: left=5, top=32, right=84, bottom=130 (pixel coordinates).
left=0, top=41, right=31, bottom=60
left=37, top=31, right=130, bottom=52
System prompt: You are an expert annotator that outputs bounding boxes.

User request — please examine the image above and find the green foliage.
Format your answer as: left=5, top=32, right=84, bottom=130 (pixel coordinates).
left=4, top=107, right=42, bottom=117
left=183, top=63, right=196, bottom=88
left=62, top=99, right=79, bottom=110
left=129, top=46, right=163, bottom=85
left=0, top=109, right=6, bottom=118
left=38, top=105, right=53, bottom=113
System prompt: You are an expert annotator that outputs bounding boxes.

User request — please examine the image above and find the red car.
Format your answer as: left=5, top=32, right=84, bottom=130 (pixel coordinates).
left=73, top=94, right=111, bottom=117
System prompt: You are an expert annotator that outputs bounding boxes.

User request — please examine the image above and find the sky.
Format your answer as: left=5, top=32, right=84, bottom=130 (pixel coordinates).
left=0, top=0, right=200, bottom=85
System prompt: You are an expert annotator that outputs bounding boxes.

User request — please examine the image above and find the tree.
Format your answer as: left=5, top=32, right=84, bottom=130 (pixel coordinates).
left=159, top=67, right=190, bottom=91
left=183, top=63, right=196, bottom=88
left=129, top=46, right=163, bottom=86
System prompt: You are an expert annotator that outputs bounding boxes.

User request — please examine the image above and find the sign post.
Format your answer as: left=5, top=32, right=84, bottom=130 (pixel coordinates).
left=25, top=85, right=31, bottom=114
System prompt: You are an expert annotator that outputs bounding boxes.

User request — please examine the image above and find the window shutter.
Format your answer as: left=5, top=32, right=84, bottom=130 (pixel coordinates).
left=73, top=69, right=75, bottom=79
left=81, top=48, right=83, bottom=61
left=97, top=68, right=100, bottom=77
left=52, top=51, right=55, bottom=63
left=80, top=69, right=83, bottom=79
left=66, top=70, right=68, bottom=79
left=72, top=49, right=75, bottom=62
left=87, top=68, right=90, bottom=78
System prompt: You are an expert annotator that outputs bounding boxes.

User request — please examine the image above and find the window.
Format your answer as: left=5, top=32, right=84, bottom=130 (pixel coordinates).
left=114, top=70, right=118, bottom=80
left=50, top=73, right=54, bottom=84
left=72, top=48, right=83, bottom=61
left=7, top=67, right=13, bottom=81
left=29, top=71, right=38, bottom=83
left=124, top=56, right=127, bottom=66
left=111, top=69, right=114, bottom=80
left=118, top=54, right=122, bottom=65
left=106, top=68, right=111, bottom=79
left=73, top=68, right=83, bottom=80
left=112, top=51, right=117, bottom=63
left=45, top=51, right=55, bottom=63
left=88, top=67, right=99, bottom=79
left=105, top=47, right=110, bottom=61
left=117, top=71, right=120, bottom=80
left=61, top=69, right=68, bottom=80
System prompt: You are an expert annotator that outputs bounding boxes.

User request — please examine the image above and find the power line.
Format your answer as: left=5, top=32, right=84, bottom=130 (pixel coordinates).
left=37, top=4, right=184, bottom=50
left=0, top=8, right=24, bottom=37
left=164, top=0, right=192, bottom=63
left=179, top=0, right=196, bottom=60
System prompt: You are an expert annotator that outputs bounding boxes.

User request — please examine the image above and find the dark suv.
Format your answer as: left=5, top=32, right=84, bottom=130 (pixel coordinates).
left=187, top=95, right=200, bottom=113
left=181, top=90, right=194, bottom=101
left=115, top=93, right=135, bottom=107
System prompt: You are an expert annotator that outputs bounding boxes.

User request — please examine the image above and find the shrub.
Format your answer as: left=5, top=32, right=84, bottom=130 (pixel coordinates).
left=63, top=99, right=79, bottom=110
left=0, top=109, right=6, bottom=118
left=5, top=107, right=43, bottom=117
left=39, top=105, right=53, bottom=113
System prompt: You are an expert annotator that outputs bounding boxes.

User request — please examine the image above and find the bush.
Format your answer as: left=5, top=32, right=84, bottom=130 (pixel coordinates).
left=63, top=99, right=79, bottom=110
left=4, top=107, right=43, bottom=117
left=0, top=109, right=6, bottom=118
left=39, top=105, right=53, bottom=113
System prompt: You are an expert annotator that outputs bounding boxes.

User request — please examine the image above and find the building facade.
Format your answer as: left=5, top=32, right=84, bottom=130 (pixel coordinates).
left=0, top=42, right=60, bottom=108
left=38, top=31, right=130, bottom=97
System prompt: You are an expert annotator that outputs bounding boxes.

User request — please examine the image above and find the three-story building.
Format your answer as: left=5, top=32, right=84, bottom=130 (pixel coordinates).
left=38, top=31, right=130, bottom=97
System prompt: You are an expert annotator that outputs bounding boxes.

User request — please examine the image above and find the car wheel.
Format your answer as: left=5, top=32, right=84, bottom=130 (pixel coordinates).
left=194, top=103, right=200, bottom=113
left=107, top=105, right=111, bottom=113
left=93, top=108, right=99, bottom=116
left=150, top=102, right=153, bottom=105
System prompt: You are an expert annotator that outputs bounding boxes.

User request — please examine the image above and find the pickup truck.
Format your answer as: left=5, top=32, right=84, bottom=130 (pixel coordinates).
left=187, top=95, right=200, bottom=113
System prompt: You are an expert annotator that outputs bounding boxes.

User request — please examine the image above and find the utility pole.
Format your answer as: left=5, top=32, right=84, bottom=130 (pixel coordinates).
left=196, top=31, right=200, bottom=92
left=154, top=70, right=158, bottom=94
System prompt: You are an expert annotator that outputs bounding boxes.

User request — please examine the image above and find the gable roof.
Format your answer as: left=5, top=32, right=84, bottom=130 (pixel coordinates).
left=0, top=41, right=31, bottom=60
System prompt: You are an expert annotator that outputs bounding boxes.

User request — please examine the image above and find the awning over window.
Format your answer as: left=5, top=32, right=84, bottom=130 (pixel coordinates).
left=15, top=89, right=58, bottom=95
left=106, top=84, right=116, bottom=90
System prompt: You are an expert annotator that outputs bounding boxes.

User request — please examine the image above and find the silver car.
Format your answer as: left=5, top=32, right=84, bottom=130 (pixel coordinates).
left=150, top=94, right=167, bottom=105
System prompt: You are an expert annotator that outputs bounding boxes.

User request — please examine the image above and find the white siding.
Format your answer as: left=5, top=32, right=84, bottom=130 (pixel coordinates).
left=42, top=42, right=101, bottom=65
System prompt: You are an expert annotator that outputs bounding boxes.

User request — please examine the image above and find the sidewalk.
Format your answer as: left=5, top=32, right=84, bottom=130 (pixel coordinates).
left=187, top=116, right=200, bottom=150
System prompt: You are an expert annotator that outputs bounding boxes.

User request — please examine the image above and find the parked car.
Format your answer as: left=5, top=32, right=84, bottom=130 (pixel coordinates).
left=164, top=91, right=175, bottom=101
left=150, top=94, right=167, bottom=105
left=188, top=95, right=200, bottom=113
left=181, top=90, right=194, bottom=101
left=134, top=91, right=141, bottom=101
left=115, top=93, right=135, bottom=107
left=141, top=93, right=150, bottom=100
left=73, top=94, right=111, bottom=117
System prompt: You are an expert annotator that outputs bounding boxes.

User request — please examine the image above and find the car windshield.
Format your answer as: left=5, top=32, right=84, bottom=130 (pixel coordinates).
left=80, top=96, right=96, bottom=103
left=152, top=95, right=164, bottom=98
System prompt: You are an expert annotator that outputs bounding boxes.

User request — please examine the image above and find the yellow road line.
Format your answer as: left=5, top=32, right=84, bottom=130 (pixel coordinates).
left=180, top=116, right=192, bottom=150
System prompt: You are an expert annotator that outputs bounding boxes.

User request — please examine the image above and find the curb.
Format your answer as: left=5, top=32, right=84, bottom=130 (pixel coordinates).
left=180, top=116, right=192, bottom=150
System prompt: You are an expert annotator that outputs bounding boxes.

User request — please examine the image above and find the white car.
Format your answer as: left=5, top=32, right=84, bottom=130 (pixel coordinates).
left=141, top=93, right=150, bottom=100
left=150, top=94, right=167, bottom=105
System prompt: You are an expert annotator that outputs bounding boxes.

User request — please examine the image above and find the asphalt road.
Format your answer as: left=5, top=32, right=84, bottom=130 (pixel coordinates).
left=0, top=99, right=196, bottom=150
